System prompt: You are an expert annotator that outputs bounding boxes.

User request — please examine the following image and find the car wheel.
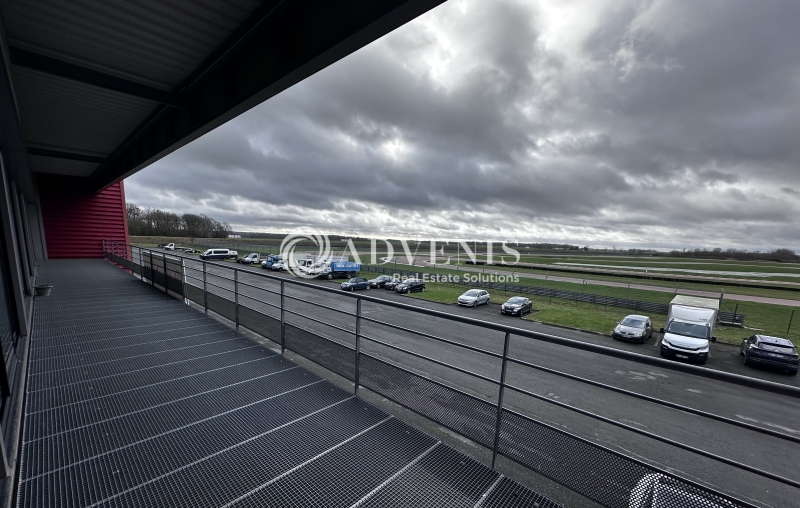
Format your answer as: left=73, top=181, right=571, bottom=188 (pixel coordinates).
left=790, top=370, right=798, bottom=376
left=327, top=274, right=333, bottom=280
left=743, top=353, right=750, bottom=366
left=366, top=285, right=370, bottom=290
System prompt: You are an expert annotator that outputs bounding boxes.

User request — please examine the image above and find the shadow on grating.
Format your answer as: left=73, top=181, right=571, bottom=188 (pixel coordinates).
left=17, top=259, right=559, bottom=508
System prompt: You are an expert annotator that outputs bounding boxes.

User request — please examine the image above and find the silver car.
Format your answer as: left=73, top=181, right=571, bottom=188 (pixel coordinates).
left=458, top=289, right=490, bottom=307
left=612, top=315, right=653, bottom=344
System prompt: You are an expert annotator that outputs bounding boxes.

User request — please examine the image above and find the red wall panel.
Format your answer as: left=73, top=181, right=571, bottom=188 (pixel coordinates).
left=37, top=175, right=129, bottom=258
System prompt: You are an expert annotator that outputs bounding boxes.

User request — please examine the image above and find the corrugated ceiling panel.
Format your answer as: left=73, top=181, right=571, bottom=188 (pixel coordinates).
left=1, top=0, right=263, bottom=89
left=12, top=66, right=157, bottom=154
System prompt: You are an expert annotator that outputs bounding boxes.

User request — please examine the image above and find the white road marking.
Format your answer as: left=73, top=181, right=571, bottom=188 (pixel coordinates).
left=686, top=389, right=702, bottom=394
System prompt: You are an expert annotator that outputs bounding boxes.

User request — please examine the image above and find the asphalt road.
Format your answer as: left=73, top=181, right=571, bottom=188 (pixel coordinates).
left=143, top=249, right=800, bottom=507
left=392, top=256, right=800, bottom=307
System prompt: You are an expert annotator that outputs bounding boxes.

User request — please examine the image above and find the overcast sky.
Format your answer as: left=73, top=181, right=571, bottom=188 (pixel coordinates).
left=126, top=0, right=800, bottom=251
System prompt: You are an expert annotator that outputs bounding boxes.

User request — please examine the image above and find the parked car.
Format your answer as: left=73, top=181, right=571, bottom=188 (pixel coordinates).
left=612, top=315, right=653, bottom=344
left=500, top=296, right=531, bottom=316
left=458, top=289, right=490, bottom=307
left=271, top=260, right=286, bottom=271
left=341, top=277, right=369, bottom=291
left=163, top=243, right=175, bottom=250
left=396, top=278, right=425, bottom=294
left=629, top=473, right=735, bottom=508
left=384, top=278, right=403, bottom=290
left=368, top=275, right=395, bottom=288
left=179, top=247, right=198, bottom=253
left=740, top=335, right=798, bottom=375
left=199, top=249, right=237, bottom=260
left=237, top=253, right=260, bottom=265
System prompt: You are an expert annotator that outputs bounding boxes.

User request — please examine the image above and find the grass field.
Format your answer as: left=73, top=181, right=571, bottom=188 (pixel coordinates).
left=131, top=240, right=800, bottom=346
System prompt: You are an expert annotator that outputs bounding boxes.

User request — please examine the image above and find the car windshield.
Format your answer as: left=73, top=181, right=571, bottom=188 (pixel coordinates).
left=380, top=276, right=392, bottom=281
left=248, top=253, right=257, bottom=257
left=348, top=278, right=358, bottom=283
left=507, top=297, right=525, bottom=304
left=464, top=290, right=480, bottom=297
left=667, top=321, right=709, bottom=339
left=620, top=317, right=646, bottom=328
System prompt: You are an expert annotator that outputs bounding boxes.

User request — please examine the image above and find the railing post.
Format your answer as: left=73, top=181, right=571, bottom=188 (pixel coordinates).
left=138, top=246, right=143, bottom=281
left=149, top=251, right=155, bottom=287
left=203, top=261, right=208, bottom=315
left=181, top=258, right=188, bottom=304
left=234, top=269, right=240, bottom=331
left=280, top=281, right=285, bottom=353
left=355, top=298, right=362, bottom=395
left=162, top=253, right=168, bottom=295
left=492, top=331, right=511, bottom=469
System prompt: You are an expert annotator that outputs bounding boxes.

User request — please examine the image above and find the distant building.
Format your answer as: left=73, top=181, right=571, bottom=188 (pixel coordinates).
left=228, top=234, right=242, bottom=238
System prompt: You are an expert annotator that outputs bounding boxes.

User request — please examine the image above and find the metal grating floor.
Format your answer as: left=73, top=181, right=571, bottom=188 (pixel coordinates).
left=17, top=259, right=558, bottom=507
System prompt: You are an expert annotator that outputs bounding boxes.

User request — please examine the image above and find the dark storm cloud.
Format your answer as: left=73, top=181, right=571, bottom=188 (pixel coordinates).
left=127, top=0, right=800, bottom=250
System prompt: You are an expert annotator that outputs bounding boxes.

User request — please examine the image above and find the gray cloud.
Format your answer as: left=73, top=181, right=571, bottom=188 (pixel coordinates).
left=127, top=0, right=800, bottom=250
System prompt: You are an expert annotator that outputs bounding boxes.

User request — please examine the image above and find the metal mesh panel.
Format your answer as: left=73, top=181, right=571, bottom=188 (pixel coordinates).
left=481, top=476, right=563, bottom=508
left=207, top=292, right=235, bottom=321
left=359, top=354, right=497, bottom=447
left=185, top=284, right=205, bottom=306
left=359, top=443, right=499, bottom=508
left=498, top=410, right=750, bottom=508
left=165, top=273, right=184, bottom=296
left=284, top=323, right=355, bottom=381
left=238, top=305, right=281, bottom=342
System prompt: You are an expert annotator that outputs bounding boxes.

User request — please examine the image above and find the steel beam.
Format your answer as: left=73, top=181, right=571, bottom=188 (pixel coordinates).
left=26, top=147, right=108, bottom=164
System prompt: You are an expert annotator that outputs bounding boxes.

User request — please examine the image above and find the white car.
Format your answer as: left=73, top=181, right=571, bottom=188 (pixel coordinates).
left=458, top=289, right=490, bottom=307
left=164, top=243, right=175, bottom=250
left=271, top=260, right=286, bottom=271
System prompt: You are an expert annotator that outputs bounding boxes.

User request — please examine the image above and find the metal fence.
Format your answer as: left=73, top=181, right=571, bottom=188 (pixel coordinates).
left=364, top=264, right=747, bottom=326
left=104, top=241, right=800, bottom=508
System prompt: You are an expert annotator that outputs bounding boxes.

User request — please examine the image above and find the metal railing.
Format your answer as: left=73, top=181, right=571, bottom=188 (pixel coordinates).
left=363, top=264, right=746, bottom=325
left=103, top=241, right=800, bottom=508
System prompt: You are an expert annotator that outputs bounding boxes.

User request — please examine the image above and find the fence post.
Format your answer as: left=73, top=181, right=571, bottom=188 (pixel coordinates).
left=788, top=309, right=795, bottom=335
left=202, top=261, right=208, bottom=315
left=181, top=258, right=188, bottom=305
left=234, top=269, right=240, bottom=331
left=149, top=251, right=155, bottom=287
left=138, top=247, right=143, bottom=281
left=280, top=281, right=285, bottom=353
left=162, top=253, right=168, bottom=295
left=733, top=303, right=739, bottom=325
left=355, top=298, right=362, bottom=395
left=492, top=331, right=511, bottom=469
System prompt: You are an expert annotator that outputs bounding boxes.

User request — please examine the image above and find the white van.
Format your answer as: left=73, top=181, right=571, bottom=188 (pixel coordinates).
left=660, top=296, right=718, bottom=364
left=199, top=249, right=238, bottom=261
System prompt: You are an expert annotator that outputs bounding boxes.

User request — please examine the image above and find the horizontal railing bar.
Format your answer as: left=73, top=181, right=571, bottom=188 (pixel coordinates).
left=360, top=351, right=497, bottom=407
left=282, top=292, right=357, bottom=317
left=283, top=308, right=355, bottom=336
left=107, top=245, right=800, bottom=399
left=359, top=314, right=503, bottom=359
left=236, top=279, right=280, bottom=295
left=504, top=383, right=800, bottom=489
left=507, top=356, right=800, bottom=444
left=360, top=332, right=500, bottom=386
left=237, top=293, right=281, bottom=310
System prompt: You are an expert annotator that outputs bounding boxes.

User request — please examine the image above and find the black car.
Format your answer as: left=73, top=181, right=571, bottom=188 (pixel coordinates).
left=396, top=278, right=425, bottom=294
left=384, top=278, right=403, bottom=290
left=341, top=277, right=370, bottom=291
left=500, top=297, right=531, bottom=316
left=368, top=275, right=394, bottom=288
left=740, top=335, right=798, bottom=375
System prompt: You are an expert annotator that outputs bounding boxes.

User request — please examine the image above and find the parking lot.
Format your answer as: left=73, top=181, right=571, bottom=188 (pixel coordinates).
left=143, top=249, right=800, bottom=507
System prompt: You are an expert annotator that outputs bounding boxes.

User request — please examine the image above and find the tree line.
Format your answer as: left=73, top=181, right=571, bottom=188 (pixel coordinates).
left=127, top=204, right=231, bottom=238
left=663, top=247, right=798, bottom=262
